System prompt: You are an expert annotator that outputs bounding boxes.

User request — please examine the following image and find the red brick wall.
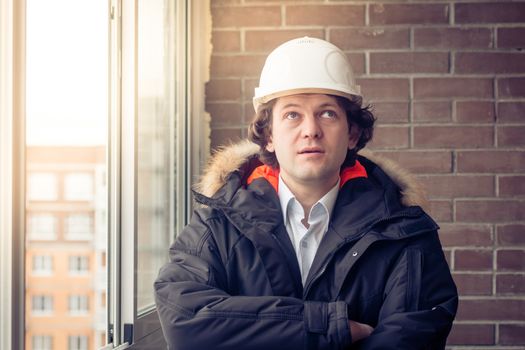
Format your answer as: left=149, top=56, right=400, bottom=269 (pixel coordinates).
left=206, top=1, right=525, bottom=347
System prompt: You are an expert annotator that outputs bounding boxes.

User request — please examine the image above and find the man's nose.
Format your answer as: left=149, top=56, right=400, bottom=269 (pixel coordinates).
left=301, top=114, right=322, bottom=138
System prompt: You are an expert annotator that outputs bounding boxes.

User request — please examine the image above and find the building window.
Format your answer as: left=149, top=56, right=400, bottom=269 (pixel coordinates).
left=27, top=173, right=58, bottom=201
left=68, top=295, right=89, bottom=315
left=32, top=335, right=52, bottom=350
left=65, top=214, right=93, bottom=240
left=28, top=214, right=57, bottom=240
left=31, top=295, right=53, bottom=315
left=68, top=255, right=89, bottom=275
left=32, top=255, right=53, bottom=275
left=68, top=335, right=88, bottom=350
left=64, top=173, right=94, bottom=201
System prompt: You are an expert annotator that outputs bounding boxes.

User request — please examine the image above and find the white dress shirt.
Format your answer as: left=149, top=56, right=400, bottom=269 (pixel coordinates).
left=278, top=176, right=340, bottom=285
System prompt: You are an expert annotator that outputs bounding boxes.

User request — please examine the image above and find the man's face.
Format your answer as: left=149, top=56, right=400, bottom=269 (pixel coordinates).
left=266, top=94, right=360, bottom=190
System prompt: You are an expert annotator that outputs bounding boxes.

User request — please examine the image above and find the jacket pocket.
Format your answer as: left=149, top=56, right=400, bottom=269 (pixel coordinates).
left=405, top=248, right=423, bottom=312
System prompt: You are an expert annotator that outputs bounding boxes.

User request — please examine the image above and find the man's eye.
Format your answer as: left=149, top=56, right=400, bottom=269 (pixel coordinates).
left=320, top=110, right=337, bottom=119
left=285, top=112, right=299, bottom=120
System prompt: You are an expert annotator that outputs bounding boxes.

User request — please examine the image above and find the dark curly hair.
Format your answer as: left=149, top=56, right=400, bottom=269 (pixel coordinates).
left=248, top=95, right=376, bottom=168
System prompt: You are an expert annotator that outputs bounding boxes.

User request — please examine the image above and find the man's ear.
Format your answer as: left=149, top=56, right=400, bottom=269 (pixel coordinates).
left=348, top=124, right=361, bottom=150
left=266, top=138, right=275, bottom=152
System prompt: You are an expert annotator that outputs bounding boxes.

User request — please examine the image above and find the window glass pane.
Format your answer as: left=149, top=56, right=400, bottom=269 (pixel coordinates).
left=136, top=0, right=176, bottom=313
left=25, top=0, right=108, bottom=349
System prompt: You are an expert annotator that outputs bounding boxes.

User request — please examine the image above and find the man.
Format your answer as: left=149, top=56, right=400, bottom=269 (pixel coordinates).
left=155, top=37, right=458, bottom=349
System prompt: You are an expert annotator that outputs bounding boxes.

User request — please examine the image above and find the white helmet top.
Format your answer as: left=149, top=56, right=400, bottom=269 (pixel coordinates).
left=253, top=37, right=361, bottom=112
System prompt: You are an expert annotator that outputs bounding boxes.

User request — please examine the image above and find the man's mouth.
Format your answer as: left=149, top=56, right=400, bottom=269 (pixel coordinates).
left=298, top=147, right=324, bottom=154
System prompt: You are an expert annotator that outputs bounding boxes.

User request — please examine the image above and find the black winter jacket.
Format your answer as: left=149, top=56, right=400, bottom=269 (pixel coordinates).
left=155, top=141, right=458, bottom=350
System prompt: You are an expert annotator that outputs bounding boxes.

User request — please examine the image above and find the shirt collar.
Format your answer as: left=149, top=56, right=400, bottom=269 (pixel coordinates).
left=278, top=176, right=340, bottom=223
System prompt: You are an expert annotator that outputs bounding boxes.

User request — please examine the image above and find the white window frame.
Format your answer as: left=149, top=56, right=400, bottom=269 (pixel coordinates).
left=64, top=172, right=94, bottom=201
left=28, top=214, right=57, bottom=241
left=1, top=0, right=208, bottom=348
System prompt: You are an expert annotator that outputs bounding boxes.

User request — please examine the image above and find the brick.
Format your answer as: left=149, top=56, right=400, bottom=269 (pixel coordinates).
left=456, top=101, right=495, bottom=123
left=211, top=6, right=281, bottom=27
left=455, top=249, right=492, bottom=271
left=453, top=273, right=493, bottom=296
left=245, top=29, right=324, bottom=52
left=210, top=55, right=266, bottom=78
left=456, top=2, right=525, bottom=24
left=428, top=200, right=452, bottom=222
left=244, top=102, right=257, bottom=122
left=457, top=299, right=525, bottom=321
left=456, top=200, right=525, bottom=222
left=447, top=323, right=495, bottom=345
left=370, top=52, right=449, bottom=74
left=347, top=53, right=366, bottom=76
left=498, top=27, right=525, bottom=49
left=498, top=77, right=525, bottom=98
left=419, top=175, right=494, bottom=198
left=414, top=27, right=493, bottom=49
left=500, top=324, right=525, bottom=345
left=212, top=30, right=240, bottom=52
left=370, top=3, right=448, bottom=25
left=439, top=223, right=493, bottom=247
left=457, top=151, right=525, bottom=173
left=498, top=126, right=525, bottom=147
left=497, top=224, right=525, bottom=245
left=498, top=102, right=525, bottom=123
left=499, top=176, right=525, bottom=197
left=368, top=126, right=409, bottom=149
left=497, top=274, right=525, bottom=294
left=374, top=150, right=452, bottom=174
left=443, top=249, right=452, bottom=267
left=413, top=126, right=493, bottom=149
left=207, top=102, right=243, bottom=126
left=413, top=101, right=451, bottom=123
left=373, top=102, right=409, bottom=124
left=358, top=78, right=410, bottom=101
left=456, top=52, right=525, bottom=74
left=330, top=27, right=409, bottom=50
left=206, top=79, right=242, bottom=101
left=210, top=128, right=243, bottom=150
left=286, top=5, right=365, bottom=26
left=497, top=250, right=525, bottom=271
left=414, top=78, right=493, bottom=99
left=243, top=78, right=259, bottom=101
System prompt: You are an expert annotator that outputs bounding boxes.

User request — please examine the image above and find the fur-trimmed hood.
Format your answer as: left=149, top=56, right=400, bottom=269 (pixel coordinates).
left=194, top=140, right=428, bottom=211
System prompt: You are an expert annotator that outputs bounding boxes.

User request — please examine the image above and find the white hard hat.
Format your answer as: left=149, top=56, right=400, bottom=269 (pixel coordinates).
left=253, top=37, right=361, bottom=112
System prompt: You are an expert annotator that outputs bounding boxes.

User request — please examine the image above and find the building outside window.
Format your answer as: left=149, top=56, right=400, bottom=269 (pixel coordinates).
left=31, top=335, right=53, bottom=350
left=67, top=335, right=88, bottom=350
left=32, top=255, right=53, bottom=275
left=64, top=173, right=94, bottom=201
left=31, top=295, right=53, bottom=316
left=68, top=295, right=89, bottom=315
left=27, top=173, right=58, bottom=201
left=28, top=214, right=57, bottom=240
left=65, top=214, right=93, bottom=241
left=68, top=255, right=89, bottom=275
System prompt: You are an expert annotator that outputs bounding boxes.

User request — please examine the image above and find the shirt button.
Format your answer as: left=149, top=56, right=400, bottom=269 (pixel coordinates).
left=352, top=251, right=358, bottom=257
left=302, top=241, right=308, bottom=248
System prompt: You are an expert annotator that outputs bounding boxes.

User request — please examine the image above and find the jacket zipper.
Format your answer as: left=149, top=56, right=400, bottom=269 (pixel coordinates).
left=303, top=208, right=425, bottom=298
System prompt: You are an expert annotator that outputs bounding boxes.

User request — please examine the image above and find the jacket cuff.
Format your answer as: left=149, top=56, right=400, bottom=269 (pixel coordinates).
left=304, top=301, right=352, bottom=349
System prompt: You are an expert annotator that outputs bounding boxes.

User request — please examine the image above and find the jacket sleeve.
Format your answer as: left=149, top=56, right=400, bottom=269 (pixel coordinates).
left=154, top=210, right=351, bottom=350
left=358, top=231, right=458, bottom=350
